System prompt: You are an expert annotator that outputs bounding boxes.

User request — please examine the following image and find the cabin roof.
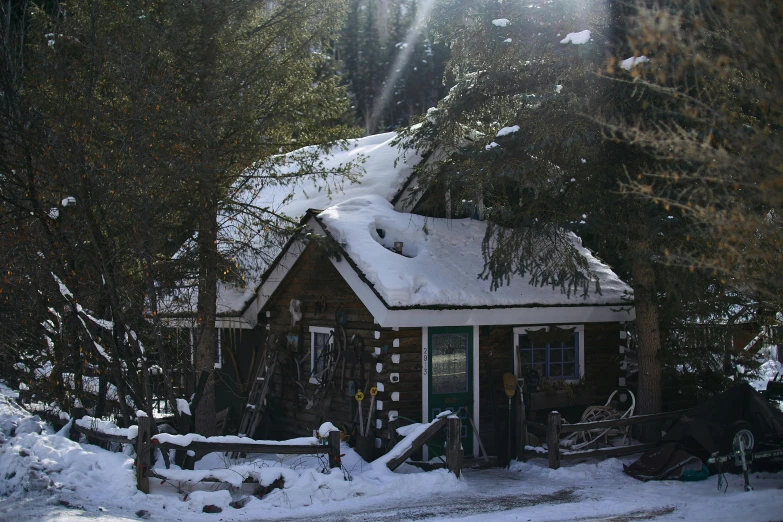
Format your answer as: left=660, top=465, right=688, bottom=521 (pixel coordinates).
left=241, top=196, right=634, bottom=328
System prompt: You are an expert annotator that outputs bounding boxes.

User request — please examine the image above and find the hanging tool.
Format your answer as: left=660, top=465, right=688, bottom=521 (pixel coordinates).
left=355, top=390, right=365, bottom=436
left=503, top=372, right=517, bottom=468
left=365, top=387, right=378, bottom=437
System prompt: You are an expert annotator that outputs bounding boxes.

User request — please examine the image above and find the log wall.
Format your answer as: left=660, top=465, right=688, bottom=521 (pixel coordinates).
left=256, top=243, right=423, bottom=444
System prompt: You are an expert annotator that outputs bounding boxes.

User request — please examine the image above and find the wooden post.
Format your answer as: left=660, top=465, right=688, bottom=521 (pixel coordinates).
left=328, top=430, right=341, bottom=469
left=174, top=412, right=192, bottom=468
left=69, top=407, right=87, bottom=443
left=546, top=411, right=561, bottom=470
left=516, top=387, right=528, bottom=462
left=136, top=416, right=152, bottom=493
left=446, top=417, right=462, bottom=478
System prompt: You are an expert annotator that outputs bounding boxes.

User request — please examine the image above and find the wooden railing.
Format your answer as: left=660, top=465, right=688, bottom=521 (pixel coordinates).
left=385, top=415, right=463, bottom=477
left=542, top=409, right=688, bottom=469
left=33, top=407, right=341, bottom=493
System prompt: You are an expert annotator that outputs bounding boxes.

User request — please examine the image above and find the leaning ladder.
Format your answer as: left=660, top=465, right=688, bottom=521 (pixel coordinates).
left=236, top=348, right=279, bottom=443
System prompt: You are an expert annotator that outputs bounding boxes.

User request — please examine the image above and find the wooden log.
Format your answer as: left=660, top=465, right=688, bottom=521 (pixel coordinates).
left=546, top=411, right=561, bottom=470
left=560, top=442, right=658, bottom=460
left=328, top=430, right=341, bottom=469
left=150, top=470, right=257, bottom=484
left=136, top=416, right=152, bottom=494
left=446, top=417, right=462, bottom=478
left=174, top=412, right=192, bottom=468
left=386, top=416, right=447, bottom=472
left=71, top=423, right=136, bottom=446
left=558, top=409, right=688, bottom=434
left=152, top=440, right=329, bottom=455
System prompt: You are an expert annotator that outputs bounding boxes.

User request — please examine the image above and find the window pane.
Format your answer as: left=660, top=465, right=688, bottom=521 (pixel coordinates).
left=564, top=349, right=575, bottom=362
left=563, top=363, right=575, bottom=377
left=550, top=365, right=562, bottom=377
left=431, top=333, right=468, bottom=394
left=518, top=335, right=531, bottom=349
left=550, top=349, right=562, bottom=363
left=533, top=349, right=546, bottom=363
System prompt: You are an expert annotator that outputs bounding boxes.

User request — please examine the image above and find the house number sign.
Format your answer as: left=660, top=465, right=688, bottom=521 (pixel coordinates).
left=423, top=345, right=428, bottom=376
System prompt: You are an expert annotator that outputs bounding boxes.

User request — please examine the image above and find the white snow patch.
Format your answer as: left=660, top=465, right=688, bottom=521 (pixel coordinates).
left=318, top=422, right=340, bottom=438
left=621, top=55, right=650, bottom=70
left=175, top=398, right=191, bottom=417
left=496, top=125, right=520, bottom=138
left=560, top=30, right=591, bottom=45
left=492, top=18, right=510, bottom=27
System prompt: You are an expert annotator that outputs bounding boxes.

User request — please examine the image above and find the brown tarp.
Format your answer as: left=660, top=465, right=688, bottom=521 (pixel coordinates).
left=623, top=443, right=702, bottom=481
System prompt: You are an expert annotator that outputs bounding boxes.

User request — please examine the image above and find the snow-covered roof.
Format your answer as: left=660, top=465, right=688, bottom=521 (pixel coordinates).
left=164, top=132, right=422, bottom=322
left=315, top=196, right=631, bottom=309
left=247, top=132, right=420, bottom=219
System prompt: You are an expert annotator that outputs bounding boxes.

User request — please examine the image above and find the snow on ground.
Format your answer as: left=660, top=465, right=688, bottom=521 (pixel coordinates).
left=560, top=30, right=591, bottom=45
left=318, top=196, right=631, bottom=307
left=3, top=381, right=782, bottom=522
left=621, top=55, right=650, bottom=70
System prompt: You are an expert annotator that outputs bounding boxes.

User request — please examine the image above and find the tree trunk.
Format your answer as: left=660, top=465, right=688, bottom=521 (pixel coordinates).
left=194, top=190, right=218, bottom=437
left=630, top=236, right=662, bottom=442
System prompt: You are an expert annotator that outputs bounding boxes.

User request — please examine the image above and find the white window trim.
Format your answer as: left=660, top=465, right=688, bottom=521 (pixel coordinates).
left=309, top=326, right=334, bottom=377
left=513, top=325, right=585, bottom=382
left=214, top=328, right=222, bottom=369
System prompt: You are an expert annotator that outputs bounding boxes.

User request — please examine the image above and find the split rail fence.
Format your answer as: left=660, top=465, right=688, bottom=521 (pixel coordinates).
left=535, top=409, right=688, bottom=469
left=33, top=407, right=463, bottom=493
left=33, top=408, right=341, bottom=493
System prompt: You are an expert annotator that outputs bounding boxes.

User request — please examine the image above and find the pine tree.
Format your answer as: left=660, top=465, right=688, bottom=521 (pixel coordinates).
left=399, top=0, right=730, bottom=435
left=0, top=0, right=355, bottom=434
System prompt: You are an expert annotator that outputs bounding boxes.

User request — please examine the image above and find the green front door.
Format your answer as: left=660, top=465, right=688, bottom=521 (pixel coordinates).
left=428, top=326, right=473, bottom=458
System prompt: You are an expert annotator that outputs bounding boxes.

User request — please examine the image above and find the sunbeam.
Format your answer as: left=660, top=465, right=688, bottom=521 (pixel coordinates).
left=366, top=0, right=437, bottom=134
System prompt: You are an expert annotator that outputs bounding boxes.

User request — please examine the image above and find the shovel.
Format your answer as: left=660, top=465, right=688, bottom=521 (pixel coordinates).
left=503, top=372, right=517, bottom=467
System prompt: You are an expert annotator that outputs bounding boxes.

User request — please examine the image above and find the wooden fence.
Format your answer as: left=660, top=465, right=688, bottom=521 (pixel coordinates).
left=33, top=408, right=342, bottom=493
left=385, top=416, right=463, bottom=477
left=537, top=409, right=688, bottom=469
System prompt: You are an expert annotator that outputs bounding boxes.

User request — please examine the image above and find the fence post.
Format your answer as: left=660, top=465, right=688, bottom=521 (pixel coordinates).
left=546, top=411, right=561, bottom=470
left=174, top=411, right=192, bottom=468
left=328, top=430, right=341, bottom=469
left=69, top=406, right=87, bottom=443
left=446, top=417, right=462, bottom=478
left=136, top=416, right=152, bottom=493
left=517, top=389, right=528, bottom=462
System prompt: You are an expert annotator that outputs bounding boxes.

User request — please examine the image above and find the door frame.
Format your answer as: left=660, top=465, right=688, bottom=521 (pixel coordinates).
left=421, top=325, right=479, bottom=460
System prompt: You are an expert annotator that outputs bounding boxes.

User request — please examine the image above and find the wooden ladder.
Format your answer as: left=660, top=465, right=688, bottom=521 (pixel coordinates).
left=236, top=348, right=279, bottom=443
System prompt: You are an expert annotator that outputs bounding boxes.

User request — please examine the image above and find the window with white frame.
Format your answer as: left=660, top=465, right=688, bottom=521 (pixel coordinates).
left=513, top=325, right=584, bottom=380
left=309, top=326, right=333, bottom=380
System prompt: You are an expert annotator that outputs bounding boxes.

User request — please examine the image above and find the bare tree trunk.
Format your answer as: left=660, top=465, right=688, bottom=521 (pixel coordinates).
left=630, top=233, right=662, bottom=442
left=194, top=191, right=218, bottom=437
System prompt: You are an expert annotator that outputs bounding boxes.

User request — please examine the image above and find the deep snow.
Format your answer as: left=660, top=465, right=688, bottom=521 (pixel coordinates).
left=318, top=196, right=632, bottom=307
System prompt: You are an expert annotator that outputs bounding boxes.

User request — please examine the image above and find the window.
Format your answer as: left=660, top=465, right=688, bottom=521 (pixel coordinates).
left=309, top=326, right=333, bottom=382
left=514, top=326, right=584, bottom=380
